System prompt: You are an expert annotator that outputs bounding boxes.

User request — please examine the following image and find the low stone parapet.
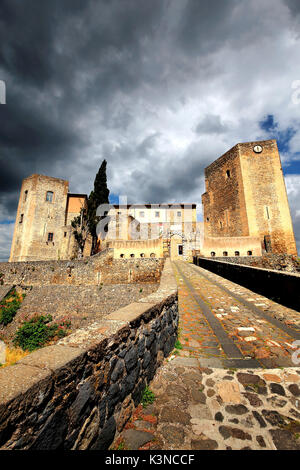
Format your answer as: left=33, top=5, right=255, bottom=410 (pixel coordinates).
left=193, top=256, right=300, bottom=311
left=0, top=258, right=178, bottom=450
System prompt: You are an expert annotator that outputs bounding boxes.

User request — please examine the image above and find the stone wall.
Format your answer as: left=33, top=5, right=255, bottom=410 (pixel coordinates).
left=0, top=249, right=164, bottom=286
left=201, top=236, right=262, bottom=257
left=202, top=143, right=249, bottom=239
left=239, top=140, right=297, bottom=255
left=211, top=254, right=300, bottom=274
left=104, top=239, right=164, bottom=259
left=193, top=256, right=300, bottom=311
left=9, top=174, right=70, bottom=262
left=0, top=259, right=178, bottom=450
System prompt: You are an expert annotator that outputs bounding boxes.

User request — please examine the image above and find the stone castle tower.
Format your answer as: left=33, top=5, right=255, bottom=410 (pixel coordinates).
left=9, top=174, right=87, bottom=262
left=202, top=139, right=297, bottom=255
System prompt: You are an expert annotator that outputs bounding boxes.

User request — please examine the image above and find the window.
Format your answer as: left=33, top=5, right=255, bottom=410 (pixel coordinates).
left=211, top=252, right=216, bottom=257
left=235, top=251, right=240, bottom=256
left=177, top=211, right=182, bottom=217
left=219, top=221, right=223, bottom=228
left=155, top=211, right=160, bottom=218
left=264, top=235, right=272, bottom=253
left=64, top=232, right=67, bottom=238
left=226, top=170, right=231, bottom=179
left=206, top=217, right=210, bottom=222
left=130, top=253, right=135, bottom=258
left=120, top=254, right=125, bottom=258
left=178, top=245, right=183, bottom=256
left=150, top=253, right=156, bottom=258
left=24, top=190, right=28, bottom=202
left=223, top=251, right=228, bottom=257
left=46, top=191, right=53, bottom=202
left=266, top=206, right=270, bottom=220
left=139, top=211, right=145, bottom=217
left=247, top=250, right=253, bottom=256
left=48, top=233, right=54, bottom=242
left=19, top=214, right=24, bottom=224
left=140, top=253, right=145, bottom=257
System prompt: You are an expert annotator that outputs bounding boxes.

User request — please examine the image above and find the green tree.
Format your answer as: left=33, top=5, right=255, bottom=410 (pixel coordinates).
left=87, top=160, right=110, bottom=254
left=71, top=160, right=110, bottom=257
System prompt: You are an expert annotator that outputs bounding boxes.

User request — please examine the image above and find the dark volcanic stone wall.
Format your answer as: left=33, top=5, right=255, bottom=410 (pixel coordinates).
left=0, top=260, right=178, bottom=450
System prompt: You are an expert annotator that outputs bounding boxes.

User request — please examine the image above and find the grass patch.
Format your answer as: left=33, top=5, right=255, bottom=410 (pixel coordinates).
left=13, top=314, right=71, bottom=352
left=117, top=441, right=125, bottom=450
left=173, top=338, right=183, bottom=355
left=141, top=386, right=156, bottom=408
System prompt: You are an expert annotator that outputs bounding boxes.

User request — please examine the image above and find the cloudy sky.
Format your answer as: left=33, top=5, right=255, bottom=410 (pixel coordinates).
left=0, top=0, right=300, bottom=261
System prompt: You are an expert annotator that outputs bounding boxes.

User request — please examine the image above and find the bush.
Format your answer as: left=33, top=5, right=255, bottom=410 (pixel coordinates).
left=0, top=289, right=24, bottom=326
left=13, top=315, right=71, bottom=352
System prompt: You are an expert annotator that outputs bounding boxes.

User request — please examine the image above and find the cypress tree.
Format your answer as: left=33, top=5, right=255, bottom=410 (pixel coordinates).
left=87, top=159, right=110, bottom=253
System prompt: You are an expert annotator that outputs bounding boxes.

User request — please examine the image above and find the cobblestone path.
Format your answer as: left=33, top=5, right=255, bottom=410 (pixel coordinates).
left=113, top=261, right=300, bottom=450
left=173, top=261, right=300, bottom=369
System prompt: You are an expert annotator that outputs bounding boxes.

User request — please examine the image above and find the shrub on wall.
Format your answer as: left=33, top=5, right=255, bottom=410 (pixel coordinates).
left=13, top=314, right=71, bottom=352
left=0, top=289, right=25, bottom=326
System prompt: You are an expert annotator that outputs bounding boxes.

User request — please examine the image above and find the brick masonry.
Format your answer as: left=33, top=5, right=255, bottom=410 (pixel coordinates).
left=0, top=259, right=178, bottom=450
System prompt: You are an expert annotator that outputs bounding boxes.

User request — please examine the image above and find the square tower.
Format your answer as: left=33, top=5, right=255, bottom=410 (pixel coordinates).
left=202, top=140, right=297, bottom=255
left=9, top=174, right=69, bottom=261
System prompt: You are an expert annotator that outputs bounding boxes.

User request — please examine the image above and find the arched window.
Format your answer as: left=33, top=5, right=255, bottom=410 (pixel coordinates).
left=226, top=170, right=231, bottom=178
left=223, top=251, right=228, bottom=257
left=46, top=191, right=53, bottom=202
left=130, top=253, right=135, bottom=258
left=24, top=190, right=28, bottom=202
left=235, top=251, right=240, bottom=256
left=150, top=253, right=156, bottom=258
left=120, top=254, right=125, bottom=258
left=140, top=253, right=145, bottom=257
left=247, top=250, right=253, bottom=256
left=211, top=252, right=216, bottom=257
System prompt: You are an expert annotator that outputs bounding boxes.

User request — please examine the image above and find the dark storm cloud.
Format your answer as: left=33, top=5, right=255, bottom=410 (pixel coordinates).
left=103, top=136, right=212, bottom=204
left=178, top=0, right=239, bottom=55
left=284, top=0, right=300, bottom=15
left=0, top=0, right=300, bottom=260
left=0, top=0, right=166, bottom=204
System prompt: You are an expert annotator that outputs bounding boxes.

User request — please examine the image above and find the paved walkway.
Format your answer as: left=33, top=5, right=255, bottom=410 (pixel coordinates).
left=173, top=261, right=300, bottom=368
left=113, top=261, right=300, bottom=450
